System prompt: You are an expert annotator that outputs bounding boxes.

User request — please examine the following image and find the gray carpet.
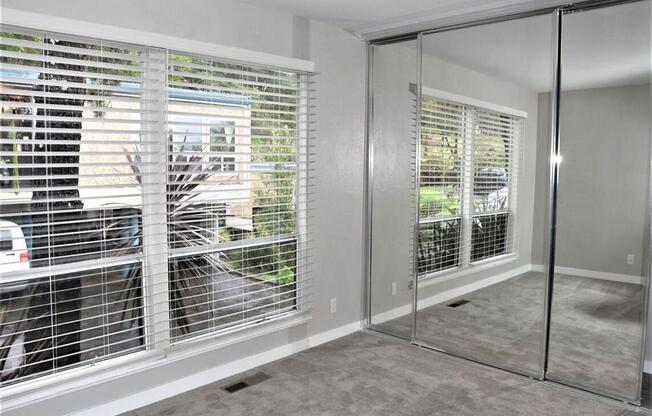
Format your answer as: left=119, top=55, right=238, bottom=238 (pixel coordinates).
left=381, top=272, right=646, bottom=400
left=548, top=274, right=644, bottom=399
left=122, top=332, right=643, bottom=416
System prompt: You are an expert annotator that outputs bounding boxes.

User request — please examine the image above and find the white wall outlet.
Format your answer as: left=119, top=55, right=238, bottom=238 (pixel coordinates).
left=391, top=282, right=397, bottom=296
left=330, top=298, right=337, bottom=314
left=627, top=254, right=635, bottom=265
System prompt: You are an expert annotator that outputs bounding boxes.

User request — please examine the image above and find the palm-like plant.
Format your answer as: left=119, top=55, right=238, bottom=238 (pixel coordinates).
left=127, top=133, right=240, bottom=337
left=0, top=134, right=235, bottom=382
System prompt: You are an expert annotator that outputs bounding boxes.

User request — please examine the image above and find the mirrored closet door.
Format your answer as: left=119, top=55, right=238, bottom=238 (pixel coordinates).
left=367, top=37, right=419, bottom=339
left=547, top=0, right=651, bottom=402
left=365, top=0, right=652, bottom=404
left=413, top=13, right=555, bottom=377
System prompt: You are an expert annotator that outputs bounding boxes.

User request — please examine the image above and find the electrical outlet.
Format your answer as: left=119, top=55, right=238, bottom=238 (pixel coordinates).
left=330, top=298, right=337, bottom=314
left=627, top=254, right=635, bottom=265
left=391, top=282, right=397, bottom=296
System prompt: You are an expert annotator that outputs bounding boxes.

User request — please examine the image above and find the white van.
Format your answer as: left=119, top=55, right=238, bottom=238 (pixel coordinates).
left=0, top=220, right=30, bottom=294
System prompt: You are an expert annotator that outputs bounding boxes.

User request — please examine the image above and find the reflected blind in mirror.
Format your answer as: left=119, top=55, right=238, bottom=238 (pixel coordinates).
left=417, top=99, right=465, bottom=275
left=418, top=94, right=522, bottom=276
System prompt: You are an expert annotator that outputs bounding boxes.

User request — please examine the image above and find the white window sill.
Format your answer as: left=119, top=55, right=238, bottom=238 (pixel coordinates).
left=1, top=312, right=311, bottom=413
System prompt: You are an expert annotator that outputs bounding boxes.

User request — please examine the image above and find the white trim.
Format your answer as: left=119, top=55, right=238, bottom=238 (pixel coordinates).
left=67, top=320, right=363, bottom=416
left=530, top=264, right=643, bottom=285
left=371, top=303, right=413, bottom=326
left=0, top=313, right=312, bottom=413
left=415, top=83, right=528, bottom=118
left=0, top=8, right=315, bottom=73
left=142, top=46, right=172, bottom=352
left=645, top=360, right=652, bottom=374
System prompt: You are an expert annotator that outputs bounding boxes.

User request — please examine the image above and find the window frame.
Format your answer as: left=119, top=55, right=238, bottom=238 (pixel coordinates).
left=207, top=119, right=237, bottom=172
left=164, top=49, right=308, bottom=343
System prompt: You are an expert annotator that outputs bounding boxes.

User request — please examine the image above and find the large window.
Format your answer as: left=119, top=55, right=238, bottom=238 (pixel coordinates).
left=0, top=27, right=310, bottom=386
left=417, top=92, right=522, bottom=276
left=166, top=52, right=305, bottom=342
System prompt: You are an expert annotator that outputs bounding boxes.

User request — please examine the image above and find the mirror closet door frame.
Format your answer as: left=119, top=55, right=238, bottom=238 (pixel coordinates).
left=364, top=0, right=651, bottom=405
left=545, top=1, right=651, bottom=403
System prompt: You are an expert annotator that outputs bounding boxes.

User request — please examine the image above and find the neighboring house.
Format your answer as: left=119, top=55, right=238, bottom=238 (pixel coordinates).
left=0, top=70, right=255, bottom=238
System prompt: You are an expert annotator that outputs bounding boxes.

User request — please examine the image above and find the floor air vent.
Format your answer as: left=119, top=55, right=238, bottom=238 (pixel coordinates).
left=447, top=299, right=471, bottom=308
left=222, top=372, right=271, bottom=393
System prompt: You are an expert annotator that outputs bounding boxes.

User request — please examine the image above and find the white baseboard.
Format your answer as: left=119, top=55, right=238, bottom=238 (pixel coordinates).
left=71, top=320, right=363, bottom=416
left=371, top=263, right=532, bottom=325
left=530, top=264, right=642, bottom=285
left=646, top=360, right=652, bottom=374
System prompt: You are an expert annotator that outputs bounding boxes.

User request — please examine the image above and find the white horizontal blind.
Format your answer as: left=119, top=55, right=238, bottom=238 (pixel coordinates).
left=470, top=109, right=520, bottom=262
left=0, top=25, right=313, bottom=387
left=417, top=98, right=465, bottom=275
left=0, top=27, right=151, bottom=386
left=166, top=52, right=310, bottom=342
left=418, top=95, right=521, bottom=276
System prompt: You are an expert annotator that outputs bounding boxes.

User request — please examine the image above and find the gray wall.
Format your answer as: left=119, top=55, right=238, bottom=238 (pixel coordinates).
left=369, top=42, right=541, bottom=325
left=1, top=2, right=367, bottom=415
left=532, top=85, right=650, bottom=277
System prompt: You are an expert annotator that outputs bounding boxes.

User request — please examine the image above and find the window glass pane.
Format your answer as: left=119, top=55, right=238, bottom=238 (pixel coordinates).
left=0, top=229, right=12, bottom=251
left=470, top=111, right=519, bottom=262
left=169, top=240, right=297, bottom=341
left=470, top=212, right=509, bottom=262
left=417, top=218, right=461, bottom=275
left=167, top=52, right=304, bottom=341
left=419, top=98, right=464, bottom=219
left=472, top=111, right=516, bottom=214
left=0, top=28, right=146, bottom=386
left=0, top=263, right=144, bottom=385
left=418, top=97, right=465, bottom=275
left=0, top=31, right=145, bottom=266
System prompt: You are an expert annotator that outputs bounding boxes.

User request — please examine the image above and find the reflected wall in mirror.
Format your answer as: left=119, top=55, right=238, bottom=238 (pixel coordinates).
left=546, top=0, right=651, bottom=401
left=411, top=13, right=554, bottom=376
left=368, top=38, right=418, bottom=338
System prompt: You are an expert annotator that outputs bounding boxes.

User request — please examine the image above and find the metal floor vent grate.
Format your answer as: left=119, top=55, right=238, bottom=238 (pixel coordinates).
left=447, top=299, right=471, bottom=308
left=222, top=372, right=271, bottom=393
